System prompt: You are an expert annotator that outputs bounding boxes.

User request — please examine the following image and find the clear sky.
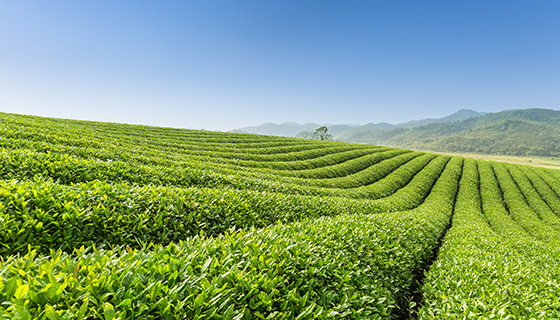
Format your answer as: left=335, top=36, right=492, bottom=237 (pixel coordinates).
left=1, top=1, right=559, bottom=131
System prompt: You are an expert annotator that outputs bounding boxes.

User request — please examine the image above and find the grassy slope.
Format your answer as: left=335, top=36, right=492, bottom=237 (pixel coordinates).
left=386, top=119, right=560, bottom=157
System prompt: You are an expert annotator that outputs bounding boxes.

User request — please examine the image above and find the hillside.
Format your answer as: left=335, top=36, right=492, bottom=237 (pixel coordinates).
left=236, top=108, right=560, bottom=158
left=340, top=108, right=560, bottom=157
left=385, top=119, right=560, bottom=156
left=1, top=112, right=560, bottom=318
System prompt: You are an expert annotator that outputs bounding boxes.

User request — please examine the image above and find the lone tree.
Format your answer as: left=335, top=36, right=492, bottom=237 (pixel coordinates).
left=312, top=126, right=333, bottom=141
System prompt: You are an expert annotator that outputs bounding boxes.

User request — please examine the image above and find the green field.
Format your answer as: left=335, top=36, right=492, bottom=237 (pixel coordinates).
left=1, top=112, right=560, bottom=319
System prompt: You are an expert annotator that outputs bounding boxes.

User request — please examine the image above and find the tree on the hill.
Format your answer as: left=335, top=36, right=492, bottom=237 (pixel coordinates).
left=312, top=126, right=333, bottom=141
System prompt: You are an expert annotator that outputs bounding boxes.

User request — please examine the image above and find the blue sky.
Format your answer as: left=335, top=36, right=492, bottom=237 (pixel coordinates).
left=1, top=1, right=559, bottom=131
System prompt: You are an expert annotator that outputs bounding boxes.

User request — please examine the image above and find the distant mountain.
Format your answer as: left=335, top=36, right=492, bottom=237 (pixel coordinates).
left=394, top=109, right=485, bottom=129
left=346, top=108, right=560, bottom=157
left=231, top=122, right=322, bottom=137
left=234, top=108, right=560, bottom=157
left=233, top=109, right=485, bottom=137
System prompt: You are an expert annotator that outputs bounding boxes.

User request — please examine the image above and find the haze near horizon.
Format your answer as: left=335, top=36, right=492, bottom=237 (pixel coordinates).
left=1, top=1, right=559, bottom=131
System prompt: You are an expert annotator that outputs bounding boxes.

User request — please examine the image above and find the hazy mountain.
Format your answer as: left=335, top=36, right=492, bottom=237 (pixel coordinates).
left=348, top=108, right=560, bottom=157
left=231, top=122, right=321, bottom=137
left=395, top=109, right=485, bottom=129
left=234, top=108, right=560, bottom=157
left=233, top=109, right=484, bottom=137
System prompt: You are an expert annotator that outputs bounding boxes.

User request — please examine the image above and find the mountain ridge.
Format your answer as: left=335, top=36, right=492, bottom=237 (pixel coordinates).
left=233, top=108, right=560, bottom=157
left=232, top=109, right=485, bottom=136
left=345, top=108, right=560, bottom=157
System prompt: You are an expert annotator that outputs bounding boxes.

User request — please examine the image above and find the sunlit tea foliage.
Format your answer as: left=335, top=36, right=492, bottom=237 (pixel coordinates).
left=1, top=113, right=559, bottom=319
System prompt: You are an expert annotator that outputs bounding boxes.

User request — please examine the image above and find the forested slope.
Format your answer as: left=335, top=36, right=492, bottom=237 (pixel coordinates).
left=340, top=108, right=560, bottom=157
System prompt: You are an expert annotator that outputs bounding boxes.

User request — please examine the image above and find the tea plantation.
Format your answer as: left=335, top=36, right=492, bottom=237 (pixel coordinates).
left=1, top=112, right=560, bottom=319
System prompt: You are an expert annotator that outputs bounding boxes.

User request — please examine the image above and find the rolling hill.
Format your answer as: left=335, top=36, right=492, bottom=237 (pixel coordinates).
left=342, top=108, right=560, bottom=157
left=238, top=108, right=560, bottom=158
left=1, top=112, right=560, bottom=318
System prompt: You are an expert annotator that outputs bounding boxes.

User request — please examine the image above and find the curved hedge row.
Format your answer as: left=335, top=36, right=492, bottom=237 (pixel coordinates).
left=0, top=147, right=433, bottom=199
left=419, top=159, right=560, bottom=318
left=0, top=157, right=462, bottom=257
left=477, top=161, right=534, bottom=242
left=492, top=162, right=560, bottom=243
left=508, top=165, right=560, bottom=232
left=0, top=156, right=463, bottom=320
left=519, top=165, right=560, bottom=219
